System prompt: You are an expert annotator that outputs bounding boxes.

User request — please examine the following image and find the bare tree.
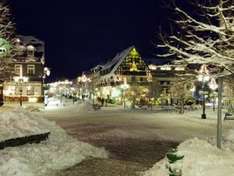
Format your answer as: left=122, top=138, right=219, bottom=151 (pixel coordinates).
left=158, top=0, right=234, bottom=74
left=170, top=75, right=196, bottom=113
left=157, top=0, right=234, bottom=148
left=0, top=1, right=15, bottom=81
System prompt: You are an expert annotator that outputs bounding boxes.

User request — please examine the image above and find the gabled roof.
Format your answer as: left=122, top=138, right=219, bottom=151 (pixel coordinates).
left=17, top=35, right=45, bottom=53
left=91, top=65, right=104, bottom=72
left=101, top=46, right=135, bottom=74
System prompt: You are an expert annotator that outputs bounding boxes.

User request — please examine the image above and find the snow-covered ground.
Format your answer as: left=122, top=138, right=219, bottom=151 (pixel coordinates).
left=0, top=109, right=49, bottom=141
left=1, top=101, right=233, bottom=176
left=137, top=109, right=234, bottom=176
left=44, top=97, right=79, bottom=111
left=143, top=134, right=234, bottom=176
left=0, top=109, right=108, bottom=176
left=44, top=103, right=234, bottom=142
left=42, top=102, right=234, bottom=175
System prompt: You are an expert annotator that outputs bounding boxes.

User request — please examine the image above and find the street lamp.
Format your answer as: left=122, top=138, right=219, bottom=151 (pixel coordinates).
left=13, top=76, right=29, bottom=106
left=197, top=65, right=223, bottom=149
left=43, top=67, right=51, bottom=106
left=208, top=78, right=218, bottom=111
left=120, top=79, right=129, bottom=109
left=197, top=65, right=218, bottom=119
left=77, top=74, right=91, bottom=101
left=197, top=65, right=210, bottom=119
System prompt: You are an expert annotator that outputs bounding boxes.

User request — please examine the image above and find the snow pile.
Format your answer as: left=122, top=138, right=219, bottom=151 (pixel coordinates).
left=225, top=130, right=234, bottom=143
left=143, top=138, right=234, bottom=176
left=222, top=130, right=234, bottom=151
left=0, top=109, right=49, bottom=141
left=0, top=109, right=108, bottom=176
left=47, top=97, right=62, bottom=106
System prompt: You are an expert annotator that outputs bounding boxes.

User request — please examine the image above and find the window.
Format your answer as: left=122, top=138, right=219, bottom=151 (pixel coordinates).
left=15, top=87, right=22, bottom=95
left=131, top=76, right=136, bottom=82
left=27, top=65, right=35, bottom=75
left=27, top=86, right=34, bottom=95
left=160, top=81, right=165, bottom=85
left=15, top=64, right=22, bottom=76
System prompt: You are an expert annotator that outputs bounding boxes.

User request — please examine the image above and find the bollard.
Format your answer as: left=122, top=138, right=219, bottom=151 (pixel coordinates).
left=166, top=148, right=184, bottom=176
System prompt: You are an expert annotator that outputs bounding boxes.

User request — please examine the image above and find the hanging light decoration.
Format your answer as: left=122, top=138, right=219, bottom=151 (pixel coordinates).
left=197, top=64, right=210, bottom=82
left=208, top=78, right=218, bottom=90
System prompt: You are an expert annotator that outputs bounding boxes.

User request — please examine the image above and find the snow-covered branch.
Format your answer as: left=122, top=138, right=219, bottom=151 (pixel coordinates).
left=157, top=0, right=234, bottom=75
left=0, top=2, right=16, bottom=80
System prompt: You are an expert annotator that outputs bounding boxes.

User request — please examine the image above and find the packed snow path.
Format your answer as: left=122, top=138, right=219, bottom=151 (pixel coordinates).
left=44, top=103, right=234, bottom=176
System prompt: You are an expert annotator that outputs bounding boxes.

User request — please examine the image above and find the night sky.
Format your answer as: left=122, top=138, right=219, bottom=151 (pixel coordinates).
left=10, top=0, right=174, bottom=80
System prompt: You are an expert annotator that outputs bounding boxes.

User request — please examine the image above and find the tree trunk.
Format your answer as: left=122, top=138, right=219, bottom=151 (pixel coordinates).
left=180, top=98, right=184, bottom=114
left=217, top=77, right=223, bottom=149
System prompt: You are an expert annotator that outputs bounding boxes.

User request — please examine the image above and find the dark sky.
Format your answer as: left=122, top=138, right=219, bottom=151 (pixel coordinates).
left=10, top=0, right=173, bottom=80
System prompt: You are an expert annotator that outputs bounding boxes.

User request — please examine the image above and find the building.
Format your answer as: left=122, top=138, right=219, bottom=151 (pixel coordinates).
left=77, top=46, right=197, bottom=107
left=3, top=36, right=45, bottom=103
left=147, top=57, right=194, bottom=103
left=223, top=75, right=234, bottom=112
left=89, top=46, right=152, bottom=107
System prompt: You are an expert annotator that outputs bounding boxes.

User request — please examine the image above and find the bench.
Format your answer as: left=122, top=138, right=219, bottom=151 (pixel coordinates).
left=0, top=132, right=50, bottom=150
left=224, top=112, right=234, bottom=120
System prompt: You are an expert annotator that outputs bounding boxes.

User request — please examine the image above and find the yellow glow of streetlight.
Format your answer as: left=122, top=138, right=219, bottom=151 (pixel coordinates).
left=209, top=78, right=218, bottom=90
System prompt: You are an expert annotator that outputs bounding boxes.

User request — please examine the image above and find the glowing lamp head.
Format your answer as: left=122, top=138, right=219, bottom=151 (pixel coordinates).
left=27, top=45, right=35, bottom=51
left=197, top=75, right=203, bottom=82
left=204, top=75, right=210, bottom=82
left=120, top=83, right=129, bottom=90
left=199, top=64, right=209, bottom=75
left=209, top=78, right=218, bottom=90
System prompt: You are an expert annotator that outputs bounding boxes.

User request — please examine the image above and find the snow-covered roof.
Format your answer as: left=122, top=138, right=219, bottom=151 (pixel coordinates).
left=101, top=46, right=135, bottom=74
left=91, top=65, right=104, bottom=72
left=17, top=35, right=45, bottom=53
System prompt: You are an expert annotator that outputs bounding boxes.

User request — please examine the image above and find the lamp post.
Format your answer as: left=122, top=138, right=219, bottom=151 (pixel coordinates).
left=197, top=65, right=218, bottom=119
left=43, top=67, right=51, bottom=106
left=197, top=65, right=223, bottom=149
left=120, top=81, right=129, bottom=109
left=209, top=78, right=218, bottom=111
left=14, top=76, right=29, bottom=106
left=197, top=65, right=210, bottom=119
left=217, top=77, right=223, bottom=149
left=77, top=74, right=91, bottom=101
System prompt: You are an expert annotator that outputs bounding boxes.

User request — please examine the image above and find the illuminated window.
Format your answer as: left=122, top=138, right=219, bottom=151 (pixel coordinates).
left=175, top=67, right=185, bottom=71
left=15, top=86, right=22, bottom=95
left=27, top=86, right=34, bottom=95
left=148, top=64, right=157, bottom=70
left=160, top=65, right=171, bottom=71
left=15, top=64, right=22, bottom=76
left=27, top=65, right=35, bottom=75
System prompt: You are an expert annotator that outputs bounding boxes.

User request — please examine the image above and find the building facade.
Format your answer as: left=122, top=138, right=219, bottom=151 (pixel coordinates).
left=89, top=46, right=152, bottom=107
left=223, top=75, right=234, bottom=112
left=147, top=63, right=193, bottom=104
left=77, top=46, right=197, bottom=107
left=3, top=36, right=45, bottom=103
